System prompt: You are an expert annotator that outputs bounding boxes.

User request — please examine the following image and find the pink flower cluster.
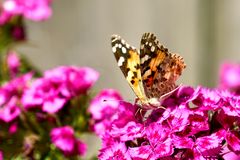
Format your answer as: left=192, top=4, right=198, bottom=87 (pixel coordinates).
left=90, top=87, right=240, bottom=160
left=0, top=66, right=98, bottom=158
left=0, top=0, right=52, bottom=25
left=50, top=126, right=87, bottom=157
left=22, top=66, right=99, bottom=113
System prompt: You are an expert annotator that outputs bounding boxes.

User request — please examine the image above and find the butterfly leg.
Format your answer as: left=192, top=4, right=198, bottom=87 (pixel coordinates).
left=135, top=107, right=150, bottom=122
left=134, top=98, right=147, bottom=121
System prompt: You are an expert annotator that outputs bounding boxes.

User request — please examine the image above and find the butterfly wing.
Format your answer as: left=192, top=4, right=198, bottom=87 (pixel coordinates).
left=111, top=34, right=146, bottom=101
left=140, top=33, right=186, bottom=98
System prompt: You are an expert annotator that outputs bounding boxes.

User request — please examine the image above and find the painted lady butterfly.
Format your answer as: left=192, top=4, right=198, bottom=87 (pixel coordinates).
left=111, top=33, right=186, bottom=109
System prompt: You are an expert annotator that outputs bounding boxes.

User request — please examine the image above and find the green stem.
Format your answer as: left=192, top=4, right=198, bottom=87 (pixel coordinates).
left=19, top=104, right=45, bottom=135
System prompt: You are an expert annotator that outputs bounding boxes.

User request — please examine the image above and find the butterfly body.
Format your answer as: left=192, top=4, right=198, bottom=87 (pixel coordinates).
left=111, top=33, right=186, bottom=109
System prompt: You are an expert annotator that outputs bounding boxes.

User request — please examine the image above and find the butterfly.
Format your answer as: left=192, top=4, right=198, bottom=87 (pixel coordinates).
left=111, top=33, right=186, bottom=109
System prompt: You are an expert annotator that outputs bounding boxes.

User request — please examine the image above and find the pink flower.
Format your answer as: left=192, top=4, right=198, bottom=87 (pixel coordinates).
left=7, top=51, right=20, bottom=78
left=2, top=72, right=32, bottom=95
left=50, top=126, right=87, bottom=156
left=8, top=122, right=18, bottom=134
left=89, top=89, right=122, bottom=120
left=44, top=66, right=99, bottom=96
left=193, top=130, right=225, bottom=159
left=172, top=136, right=194, bottom=149
left=144, top=123, right=174, bottom=159
left=196, top=87, right=222, bottom=111
left=110, top=121, right=144, bottom=142
left=3, top=0, right=52, bottom=21
left=89, top=89, right=123, bottom=136
left=22, top=66, right=99, bottom=113
left=51, top=126, right=75, bottom=152
left=0, top=73, right=32, bottom=123
left=224, top=153, right=240, bottom=160
left=158, top=107, right=190, bottom=133
left=162, top=86, right=198, bottom=107
left=0, top=97, right=20, bottom=122
left=75, top=140, right=87, bottom=157
left=219, top=63, right=240, bottom=94
left=128, top=145, right=153, bottom=160
left=22, top=78, right=68, bottom=113
left=99, top=142, right=131, bottom=160
left=226, top=132, right=240, bottom=153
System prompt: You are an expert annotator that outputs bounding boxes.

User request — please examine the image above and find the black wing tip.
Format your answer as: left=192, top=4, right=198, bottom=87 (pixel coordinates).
left=111, top=34, right=121, bottom=42
left=113, top=32, right=156, bottom=41
left=142, top=32, right=156, bottom=39
left=111, top=34, right=137, bottom=51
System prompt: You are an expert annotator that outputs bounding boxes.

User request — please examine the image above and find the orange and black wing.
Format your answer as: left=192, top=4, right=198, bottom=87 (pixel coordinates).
left=140, top=33, right=186, bottom=99
left=111, top=34, right=146, bottom=101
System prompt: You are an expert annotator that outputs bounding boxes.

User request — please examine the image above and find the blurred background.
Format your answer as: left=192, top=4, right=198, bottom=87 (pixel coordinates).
left=17, top=0, right=240, bottom=101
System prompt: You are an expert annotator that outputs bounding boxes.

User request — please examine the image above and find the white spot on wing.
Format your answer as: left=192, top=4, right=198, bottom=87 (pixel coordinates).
left=118, top=56, right=125, bottom=66
left=143, top=69, right=151, bottom=77
left=127, top=70, right=134, bottom=78
left=112, top=47, right=116, bottom=53
left=121, top=47, right=126, bottom=54
left=151, top=46, right=155, bottom=52
left=118, top=44, right=122, bottom=48
left=141, top=55, right=150, bottom=64
left=121, top=39, right=125, bottom=44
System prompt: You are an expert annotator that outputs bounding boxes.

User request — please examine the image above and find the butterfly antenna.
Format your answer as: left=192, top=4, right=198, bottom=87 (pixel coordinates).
left=102, top=99, right=126, bottom=103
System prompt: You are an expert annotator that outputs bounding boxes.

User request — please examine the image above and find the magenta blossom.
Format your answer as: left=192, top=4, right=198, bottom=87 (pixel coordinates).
left=0, top=97, right=20, bottom=122
left=22, top=66, right=98, bottom=113
left=44, top=66, right=99, bottom=96
left=89, top=89, right=122, bottom=120
left=219, top=63, right=240, bottom=94
left=0, top=73, right=32, bottom=123
left=21, top=77, right=68, bottom=113
left=8, top=122, right=18, bottom=134
left=99, top=142, right=131, bottom=160
left=88, top=89, right=124, bottom=136
left=97, top=86, right=240, bottom=159
left=50, top=126, right=87, bottom=157
left=223, top=147, right=240, bottom=160
left=7, top=51, right=20, bottom=78
left=2, top=0, right=52, bottom=21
